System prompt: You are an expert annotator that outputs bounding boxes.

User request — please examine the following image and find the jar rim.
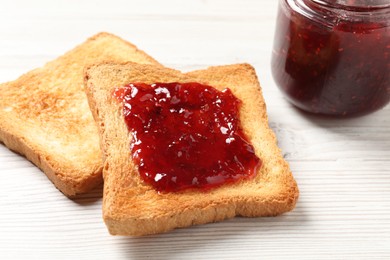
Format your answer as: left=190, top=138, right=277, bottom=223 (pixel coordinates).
left=284, top=0, right=390, bottom=28
left=312, top=0, right=390, bottom=12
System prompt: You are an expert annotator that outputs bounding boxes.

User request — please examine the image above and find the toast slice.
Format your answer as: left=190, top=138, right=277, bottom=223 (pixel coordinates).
left=0, top=33, right=161, bottom=196
left=84, top=62, right=299, bottom=236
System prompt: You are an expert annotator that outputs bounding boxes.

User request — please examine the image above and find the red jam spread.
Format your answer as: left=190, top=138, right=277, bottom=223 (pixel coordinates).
left=272, top=0, right=390, bottom=116
left=114, top=82, right=261, bottom=192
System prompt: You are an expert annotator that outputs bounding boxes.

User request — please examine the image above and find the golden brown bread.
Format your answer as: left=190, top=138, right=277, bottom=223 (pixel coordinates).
left=84, top=62, right=299, bottom=236
left=0, top=33, right=161, bottom=196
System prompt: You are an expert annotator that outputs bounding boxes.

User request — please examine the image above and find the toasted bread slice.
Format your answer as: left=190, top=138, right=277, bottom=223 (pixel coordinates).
left=0, top=33, right=161, bottom=196
left=84, top=62, right=299, bottom=236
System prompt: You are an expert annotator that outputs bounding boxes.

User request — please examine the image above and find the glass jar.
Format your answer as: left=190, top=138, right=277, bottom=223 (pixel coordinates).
left=271, top=0, right=390, bottom=117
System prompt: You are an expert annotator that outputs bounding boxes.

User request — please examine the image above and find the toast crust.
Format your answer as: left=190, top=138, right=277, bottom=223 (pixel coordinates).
left=85, top=62, right=299, bottom=236
left=0, top=33, right=161, bottom=196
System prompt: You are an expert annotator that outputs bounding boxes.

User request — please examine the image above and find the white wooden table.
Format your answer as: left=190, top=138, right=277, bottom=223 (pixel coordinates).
left=0, top=0, right=389, bottom=259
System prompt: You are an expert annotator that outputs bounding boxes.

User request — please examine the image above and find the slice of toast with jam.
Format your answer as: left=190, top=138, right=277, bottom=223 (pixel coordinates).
left=0, top=33, right=161, bottom=196
left=84, top=62, right=299, bottom=236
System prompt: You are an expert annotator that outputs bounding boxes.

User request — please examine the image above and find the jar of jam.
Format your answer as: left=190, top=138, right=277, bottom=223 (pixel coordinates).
left=271, top=0, right=390, bottom=117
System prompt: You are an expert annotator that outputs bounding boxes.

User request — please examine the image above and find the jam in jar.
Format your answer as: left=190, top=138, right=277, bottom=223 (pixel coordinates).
left=271, top=0, right=390, bottom=116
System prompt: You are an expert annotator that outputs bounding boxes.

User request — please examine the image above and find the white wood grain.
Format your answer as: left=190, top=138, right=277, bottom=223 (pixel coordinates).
left=0, top=0, right=389, bottom=259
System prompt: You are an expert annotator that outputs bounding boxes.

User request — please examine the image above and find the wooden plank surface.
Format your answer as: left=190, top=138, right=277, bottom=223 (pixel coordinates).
left=0, top=0, right=389, bottom=259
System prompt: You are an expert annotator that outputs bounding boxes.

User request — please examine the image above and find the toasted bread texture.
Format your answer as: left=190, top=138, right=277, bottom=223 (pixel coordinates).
left=84, top=62, right=299, bottom=236
left=0, top=33, right=160, bottom=196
